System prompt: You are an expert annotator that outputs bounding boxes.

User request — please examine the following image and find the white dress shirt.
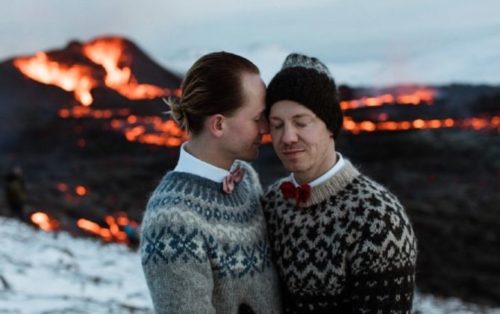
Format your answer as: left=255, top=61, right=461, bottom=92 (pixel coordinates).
left=290, top=152, right=345, bottom=187
left=173, top=142, right=231, bottom=183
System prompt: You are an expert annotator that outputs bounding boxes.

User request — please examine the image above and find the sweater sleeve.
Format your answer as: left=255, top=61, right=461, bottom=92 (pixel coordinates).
left=140, top=209, right=216, bottom=314
left=347, top=195, right=417, bottom=314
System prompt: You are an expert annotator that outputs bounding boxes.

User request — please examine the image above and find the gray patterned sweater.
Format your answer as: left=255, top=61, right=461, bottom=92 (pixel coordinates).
left=140, top=161, right=282, bottom=314
left=263, top=160, right=417, bottom=314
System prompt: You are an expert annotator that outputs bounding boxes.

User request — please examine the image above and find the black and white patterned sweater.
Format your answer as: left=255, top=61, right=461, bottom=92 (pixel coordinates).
left=263, top=160, right=417, bottom=314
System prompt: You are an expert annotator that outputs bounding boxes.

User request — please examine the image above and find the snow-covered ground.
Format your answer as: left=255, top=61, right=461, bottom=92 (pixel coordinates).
left=1, top=217, right=499, bottom=314
left=0, top=217, right=152, bottom=313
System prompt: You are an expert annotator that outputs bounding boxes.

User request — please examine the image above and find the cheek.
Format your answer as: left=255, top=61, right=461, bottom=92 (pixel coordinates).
left=272, top=139, right=280, bottom=152
left=270, top=130, right=282, bottom=145
left=245, top=124, right=259, bottom=139
left=234, top=120, right=251, bottom=133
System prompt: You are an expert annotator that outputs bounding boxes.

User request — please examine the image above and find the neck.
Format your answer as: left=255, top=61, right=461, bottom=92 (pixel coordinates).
left=186, top=136, right=233, bottom=170
left=294, top=148, right=337, bottom=185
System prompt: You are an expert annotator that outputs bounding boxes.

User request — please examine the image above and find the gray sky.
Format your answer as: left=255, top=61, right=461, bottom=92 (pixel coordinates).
left=2, top=0, right=499, bottom=86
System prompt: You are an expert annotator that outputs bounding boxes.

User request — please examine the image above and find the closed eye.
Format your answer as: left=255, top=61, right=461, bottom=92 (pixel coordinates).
left=270, top=123, right=283, bottom=130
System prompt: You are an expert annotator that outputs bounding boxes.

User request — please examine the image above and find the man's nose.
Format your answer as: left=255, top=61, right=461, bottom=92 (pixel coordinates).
left=281, top=125, right=298, bottom=144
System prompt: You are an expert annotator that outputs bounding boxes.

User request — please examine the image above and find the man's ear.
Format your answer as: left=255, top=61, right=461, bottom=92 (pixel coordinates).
left=207, top=114, right=225, bottom=137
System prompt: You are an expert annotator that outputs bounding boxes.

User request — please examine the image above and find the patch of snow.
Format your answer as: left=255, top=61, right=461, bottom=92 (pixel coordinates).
left=1, top=217, right=499, bottom=313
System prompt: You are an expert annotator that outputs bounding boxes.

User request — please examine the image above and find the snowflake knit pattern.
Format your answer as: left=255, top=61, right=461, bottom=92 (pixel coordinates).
left=263, top=160, right=417, bottom=314
left=140, top=160, right=282, bottom=314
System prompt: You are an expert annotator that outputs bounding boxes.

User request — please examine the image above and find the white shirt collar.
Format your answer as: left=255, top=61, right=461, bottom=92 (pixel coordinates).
left=173, top=142, right=230, bottom=183
left=290, top=152, right=345, bottom=187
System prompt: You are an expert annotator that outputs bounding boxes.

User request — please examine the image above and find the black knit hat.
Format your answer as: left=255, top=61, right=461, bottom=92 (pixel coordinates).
left=266, top=53, right=343, bottom=139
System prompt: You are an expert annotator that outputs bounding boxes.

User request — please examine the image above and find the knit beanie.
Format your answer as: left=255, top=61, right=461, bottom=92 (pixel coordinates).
left=266, top=53, right=343, bottom=139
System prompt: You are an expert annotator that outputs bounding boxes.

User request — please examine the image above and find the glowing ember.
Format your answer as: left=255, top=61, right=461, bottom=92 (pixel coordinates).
left=30, top=211, right=60, bottom=231
left=57, top=182, right=69, bottom=192
left=75, top=185, right=88, bottom=196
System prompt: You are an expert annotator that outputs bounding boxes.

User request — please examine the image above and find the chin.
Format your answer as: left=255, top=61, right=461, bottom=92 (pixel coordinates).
left=280, top=161, right=300, bottom=173
left=285, top=160, right=311, bottom=175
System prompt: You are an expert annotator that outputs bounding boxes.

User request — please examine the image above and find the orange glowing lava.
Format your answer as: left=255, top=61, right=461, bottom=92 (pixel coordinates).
left=30, top=211, right=60, bottom=231
left=82, top=38, right=171, bottom=100
left=110, top=116, right=188, bottom=147
left=77, top=213, right=138, bottom=243
left=14, top=52, right=97, bottom=106
left=57, top=182, right=69, bottom=192
left=340, top=88, right=435, bottom=110
left=75, top=185, right=87, bottom=196
left=342, top=116, right=499, bottom=134
left=13, top=38, right=178, bottom=106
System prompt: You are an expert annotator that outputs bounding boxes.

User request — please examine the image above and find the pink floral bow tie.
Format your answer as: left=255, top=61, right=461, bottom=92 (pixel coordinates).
left=222, top=167, right=245, bottom=194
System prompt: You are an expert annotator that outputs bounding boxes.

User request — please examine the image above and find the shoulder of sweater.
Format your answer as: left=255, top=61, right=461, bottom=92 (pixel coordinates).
left=235, top=160, right=262, bottom=192
left=346, top=173, right=413, bottom=235
left=354, top=173, right=403, bottom=206
left=263, top=176, right=289, bottom=200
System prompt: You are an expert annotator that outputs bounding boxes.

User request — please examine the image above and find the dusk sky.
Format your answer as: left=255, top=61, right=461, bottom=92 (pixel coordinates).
left=2, top=0, right=499, bottom=86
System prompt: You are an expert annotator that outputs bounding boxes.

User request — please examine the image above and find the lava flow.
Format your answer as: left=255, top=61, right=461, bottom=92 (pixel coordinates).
left=30, top=211, right=60, bottom=232
left=340, top=88, right=435, bottom=110
left=13, top=37, right=498, bottom=148
left=13, top=37, right=179, bottom=106
left=343, top=116, right=500, bottom=134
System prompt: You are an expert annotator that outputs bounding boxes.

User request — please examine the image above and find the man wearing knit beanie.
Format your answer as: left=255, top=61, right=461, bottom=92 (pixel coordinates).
left=263, top=53, right=417, bottom=313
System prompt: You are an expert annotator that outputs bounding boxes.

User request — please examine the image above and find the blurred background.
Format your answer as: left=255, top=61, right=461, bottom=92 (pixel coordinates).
left=0, top=1, right=499, bottom=313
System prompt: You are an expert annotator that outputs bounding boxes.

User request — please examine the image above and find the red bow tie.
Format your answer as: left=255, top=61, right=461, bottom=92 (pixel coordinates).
left=280, top=181, right=311, bottom=206
left=222, top=167, right=245, bottom=194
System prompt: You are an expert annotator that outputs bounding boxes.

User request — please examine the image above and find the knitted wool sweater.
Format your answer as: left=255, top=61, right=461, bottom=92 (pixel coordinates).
left=263, top=160, right=417, bottom=314
left=140, top=161, right=282, bottom=314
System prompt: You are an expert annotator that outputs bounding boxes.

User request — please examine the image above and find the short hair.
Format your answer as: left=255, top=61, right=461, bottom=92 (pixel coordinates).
left=167, top=52, right=259, bottom=135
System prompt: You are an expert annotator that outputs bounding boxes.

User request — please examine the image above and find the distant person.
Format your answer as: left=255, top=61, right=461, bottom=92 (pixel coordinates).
left=4, top=165, right=27, bottom=222
left=140, top=52, right=282, bottom=313
left=263, top=53, right=417, bottom=313
left=123, top=221, right=140, bottom=248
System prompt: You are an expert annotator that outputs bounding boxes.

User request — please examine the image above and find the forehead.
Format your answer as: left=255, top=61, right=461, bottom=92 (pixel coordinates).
left=240, top=72, right=265, bottom=95
left=269, top=100, right=316, bottom=119
left=239, top=72, right=265, bottom=111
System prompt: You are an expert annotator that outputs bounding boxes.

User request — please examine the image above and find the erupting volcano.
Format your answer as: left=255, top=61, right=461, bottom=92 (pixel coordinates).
left=0, top=35, right=499, bottom=245
left=12, top=37, right=180, bottom=106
